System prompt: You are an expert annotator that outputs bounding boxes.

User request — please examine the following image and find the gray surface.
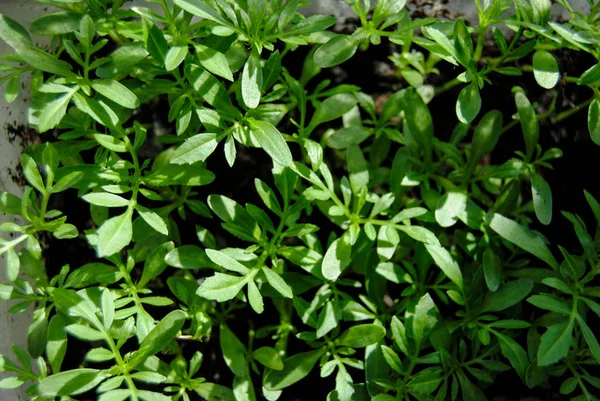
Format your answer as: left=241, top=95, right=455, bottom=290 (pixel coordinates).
left=0, top=3, right=49, bottom=401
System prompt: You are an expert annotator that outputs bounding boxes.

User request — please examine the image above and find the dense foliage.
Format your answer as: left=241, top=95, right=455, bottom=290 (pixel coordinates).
left=1, top=0, right=600, bottom=400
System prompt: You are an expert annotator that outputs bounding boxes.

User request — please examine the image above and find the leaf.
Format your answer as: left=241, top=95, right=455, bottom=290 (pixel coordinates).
left=135, top=205, right=169, bottom=235
left=486, top=212, right=558, bottom=269
left=28, top=307, right=48, bottom=358
left=408, top=293, right=438, bottom=344
left=481, top=279, right=534, bottom=313
left=92, top=134, right=128, bottom=152
left=578, top=63, right=600, bottom=85
left=171, top=134, right=219, bottom=164
left=194, top=382, right=236, bottom=401
left=247, top=280, right=263, bottom=313
left=532, top=50, right=560, bottom=89
left=139, top=243, right=173, bottom=288
left=527, top=294, right=571, bottom=315
left=531, top=172, right=552, bottom=225
left=4, top=74, right=19, bottom=103
left=39, top=369, right=105, bottom=396
left=30, top=12, right=81, bottom=35
left=82, top=192, right=129, bottom=207
left=128, top=310, right=186, bottom=368
left=308, top=93, right=357, bottom=130
left=314, top=35, right=358, bottom=68
left=322, top=235, right=352, bottom=281
left=173, top=0, right=229, bottom=26
left=196, top=273, right=247, bottom=302
left=97, top=209, right=133, bottom=257
left=515, top=91, right=539, bottom=161
left=483, top=248, right=502, bottom=292
left=143, top=19, right=168, bottom=63
left=576, top=315, right=600, bottom=364
left=494, top=331, right=529, bottom=380
left=425, top=244, right=463, bottom=290
left=537, top=319, right=574, bottom=366
left=242, top=50, right=262, bottom=109
left=165, top=45, right=188, bottom=71
left=262, top=267, right=293, bottom=298
left=0, top=14, right=33, bottom=49
left=456, top=83, right=481, bottom=124
left=254, top=347, right=284, bottom=370
left=145, top=164, right=215, bottom=186
left=220, top=323, right=247, bottom=377
left=402, top=88, right=433, bottom=159
left=206, top=249, right=249, bottom=274
left=469, top=110, right=503, bottom=170
left=248, top=118, right=292, bottom=166
left=0, top=191, right=22, bottom=215
left=165, top=245, right=211, bottom=269
left=407, top=367, right=443, bottom=394
left=347, top=144, right=369, bottom=193
left=263, top=348, right=325, bottom=391
left=21, top=154, right=45, bottom=193
left=316, top=300, right=338, bottom=338
left=397, top=225, right=440, bottom=246
left=92, top=79, right=140, bottom=109
left=337, top=324, right=386, bottom=348
left=588, top=98, right=600, bottom=146
left=195, top=43, right=233, bottom=81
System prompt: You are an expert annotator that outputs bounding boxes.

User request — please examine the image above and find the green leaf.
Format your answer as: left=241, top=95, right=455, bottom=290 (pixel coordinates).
left=322, top=235, right=352, bottom=281
left=316, top=300, right=338, bottom=338
left=263, top=348, right=325, bottom=391
left=254, top=347, right=284, bottom=370
left=527, top=294, right=571, bottom=315
left=515, top=91, right=539, bottom=161
left=139, top=242, right=173, bottom=288
left=537, top=319, right=574, bottom=366
left=171, top=133, right=219, bottom=164
left=469, top=110, right=503, bottom=170
left=30, top=12, right=81, bottom=35
left=82, top=192, right=129, bottom=207
left=576, top=315, right=600, bottom=364
left=308, top=93, right=357, bottom=130
left=96, top=209, right=133, bottom=257
left=531, top=172, right=552, bottom=225
left=165, top=45, right=188, bottom=71
left=242, top=50, right=262, bottom=109
left=247, top=280, right=263, bottom=314
left=578, top=63, right=600, bottom=85
left=262, top=267, right=293, bottom=298
left=0, top=191, right=22, bottom=215
left=196, top=273, right=247, bottom=302
left=220, top=323, right=247, bottom=377
left=494, top=331, right=529, bottom=380
left=206, top=249, right=249, bottom=274
left=391, top=316, right=409, bottom=356
left=397, top=225, right=440, bottom=246
left=456, top=83, right=481, bottom=124
left=483, top=248, right=502, bottom=292
left=532, top=50, right=559, bottom=89
left=165, top=245, right=211, bottom=269
left=588, top=98, right=600, bottom=146
left=143, top=19, right=168, bottom=63
left=425, top=244, right=463, bottom=290
left=248, top=118, right=292, bottom=166
left=18, top=46, right=74, bottom=77
left=407, top=367, right=443, bottom=395
left=135, top=205, right=168, bottom=235
left=402, top=88, right=433, bottom=159
left=4, top=74, right=19, bottom=103
left=39, top=368, right=104, bottom=396
left=21, top=153, right=45, bottom=193
left=92, top=79, right=140, bottom=109
left=337, top=324, right=386, bottom=348
left=314, top=35, right=358, bottom=68
left=481, top=279, right=533, bottom=313
left=195, top=43, right=233, bottom=81
left=486, top=212, right=558, bottom=269
left=128, top=310, right=186, bottom=368
left=28, top=307, right=48, bottom=358
left=347, top=144, right=369, bottom=193
left=194, top=383, right=236, bottom=401
left=92, top=134, right=128, bottom=152
left=0, top=14, right=33, bottom=49
left=173, top=0, right=230, bottom=26
left=145, top=164, right=215, bottom=187
left=408, top=293, right=438, bottom=344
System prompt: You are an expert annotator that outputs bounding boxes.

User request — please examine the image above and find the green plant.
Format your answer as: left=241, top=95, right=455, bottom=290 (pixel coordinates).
left=1, top=0, right=600, bottom=400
